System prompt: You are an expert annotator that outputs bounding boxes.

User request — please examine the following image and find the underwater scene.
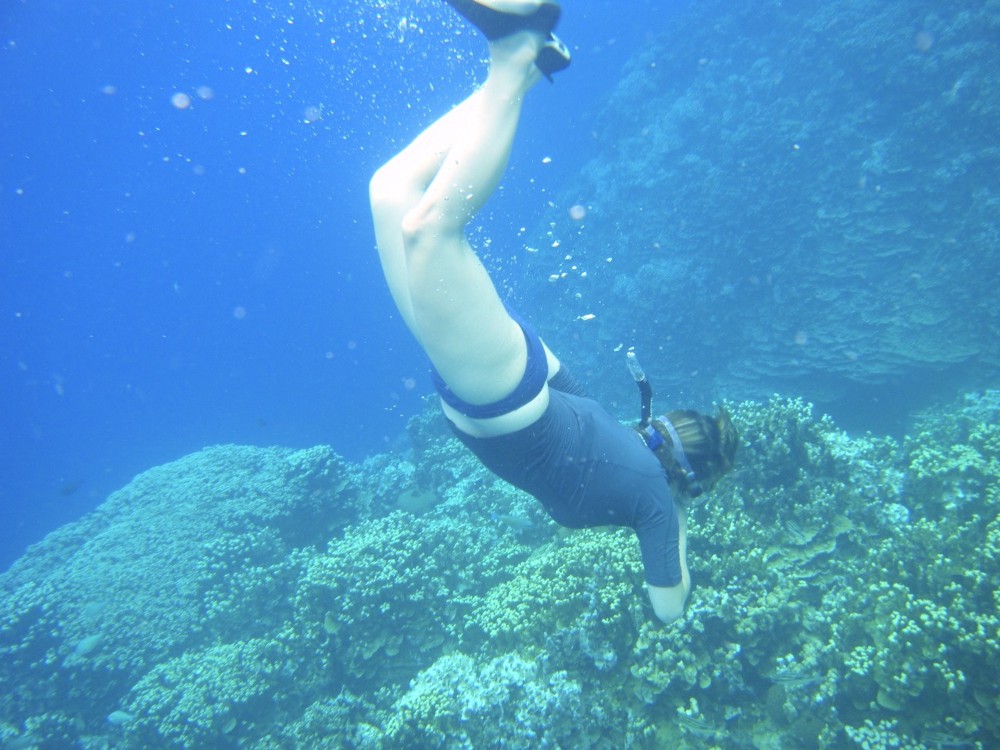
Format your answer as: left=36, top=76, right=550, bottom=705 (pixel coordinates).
left=2, top=0, right=999, bottom=749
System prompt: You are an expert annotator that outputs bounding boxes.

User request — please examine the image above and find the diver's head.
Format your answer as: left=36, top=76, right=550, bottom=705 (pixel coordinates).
left=639, top=407, right=739, bottom=499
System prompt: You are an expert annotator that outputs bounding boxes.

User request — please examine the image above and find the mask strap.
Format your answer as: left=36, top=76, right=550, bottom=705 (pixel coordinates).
left=657, top=415, right=698, bottom=483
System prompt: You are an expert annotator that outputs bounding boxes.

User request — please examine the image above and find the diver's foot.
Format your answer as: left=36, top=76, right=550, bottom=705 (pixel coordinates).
left=535, top=33, right=570, bottom=81
left=444, top=0, right=561, bottom=41
left=486, top=26, right=572, bottom=87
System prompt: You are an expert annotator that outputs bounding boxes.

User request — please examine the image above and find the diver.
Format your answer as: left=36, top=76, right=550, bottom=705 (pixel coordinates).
left=368, top=0, right=738, bottom=624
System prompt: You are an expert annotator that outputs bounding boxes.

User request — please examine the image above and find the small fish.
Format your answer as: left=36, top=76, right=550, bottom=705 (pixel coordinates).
left=107, top=710, right=134, bottom=726
left=323, top=612, right=339, bottom=635
left=59, top=479, right=83, bottom=497
left=491, top=512, right=534, bottom=531
left=768, top=669, right=820, bottom=688
left=784, top=520, right=814, bottom=545
left=921, top=729, right=972, bottom=749
left=677, top=714, right=726, bottom=739
left=74, top=633, right=104, bottom=656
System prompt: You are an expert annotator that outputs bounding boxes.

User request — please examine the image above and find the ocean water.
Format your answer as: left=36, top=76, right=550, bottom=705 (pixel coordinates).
left=1, top=1, right=998, bottom=749
left=1, top=0, right=675, bottom=568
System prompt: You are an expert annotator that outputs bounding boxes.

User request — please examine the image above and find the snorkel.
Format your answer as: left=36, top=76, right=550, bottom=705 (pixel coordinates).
left=627, top=351, right=704, bottom=498
left=626, top=351, right=653, bottom=427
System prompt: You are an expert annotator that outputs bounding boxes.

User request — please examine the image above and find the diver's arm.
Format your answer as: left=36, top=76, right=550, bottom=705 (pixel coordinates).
left=646, top=509, right=690, bottom=624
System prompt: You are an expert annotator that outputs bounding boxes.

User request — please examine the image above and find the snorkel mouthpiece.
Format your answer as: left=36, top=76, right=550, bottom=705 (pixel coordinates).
left=626, top=350, right=653, bottom=427
left=626, top=350, right=645, bottom=381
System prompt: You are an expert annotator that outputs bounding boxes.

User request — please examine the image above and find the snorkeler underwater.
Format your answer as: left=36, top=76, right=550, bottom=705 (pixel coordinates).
left=1, top=0, right=997, bottom=748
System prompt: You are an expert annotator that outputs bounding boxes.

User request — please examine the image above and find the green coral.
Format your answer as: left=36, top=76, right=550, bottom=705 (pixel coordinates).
left=383, top=652, right=590, bottom=749
left=1, top=391, right=998, bottom=749
left=630, top=619, right=744, bottom=705
left=905, top=393, right=1000, bottom=519
left=257, top=691, right=389, bottom=750
left=843, top=718, right=925, bottom=750
left=573, top=393, right=999, bottom=748
left=468, top=527, right=643, bottom=649
left=293, top=503, right=529, bottom=688
left=0, top=444, right=360, bottom=747
left=120, top=637, right=295, bottom=749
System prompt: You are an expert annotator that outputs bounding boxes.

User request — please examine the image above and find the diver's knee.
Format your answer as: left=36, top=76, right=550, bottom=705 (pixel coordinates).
left=400, top=201, right=452, bottom=253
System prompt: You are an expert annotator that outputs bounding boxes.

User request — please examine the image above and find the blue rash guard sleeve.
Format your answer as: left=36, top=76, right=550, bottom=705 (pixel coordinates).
left=631, top=490, right=681, bottom=588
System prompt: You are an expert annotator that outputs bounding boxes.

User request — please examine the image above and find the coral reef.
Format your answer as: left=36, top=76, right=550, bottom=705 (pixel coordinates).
left=0, top=444, right=362, bottom=749
left=119, top=637, right=298, bottom=749
left=516, top=0, right=1000, bottom=412
left=468, top=527, right=642, bottom=654
left=1, top=390, right=997, bottom=749
left=291, top=507, right=521, bottom=691
left=382, top=652, right=590, bottom=749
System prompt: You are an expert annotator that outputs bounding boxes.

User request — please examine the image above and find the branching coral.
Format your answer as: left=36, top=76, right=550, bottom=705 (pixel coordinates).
left=293, top=503, right=530, bottom=691
left=383, top=652, right=590, bottom=749
left=1, top=391, right=997, bottom=749
left=468, top=527, right=644, bottom=654
left=119, top=637, right=297, bottom=749
left=0, top=444, right=358, bottom=745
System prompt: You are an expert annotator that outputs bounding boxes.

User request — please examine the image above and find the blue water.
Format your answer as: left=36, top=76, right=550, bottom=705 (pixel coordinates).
left=3, top=3, right=999, bottom=749
left=0, top=0, right=686, bottom=570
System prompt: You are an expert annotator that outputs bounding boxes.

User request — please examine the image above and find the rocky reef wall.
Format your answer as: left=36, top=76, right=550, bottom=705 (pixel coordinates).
left=1, top=391, right=998, bottom=749
left=518, top=0, right=1000, bottom=412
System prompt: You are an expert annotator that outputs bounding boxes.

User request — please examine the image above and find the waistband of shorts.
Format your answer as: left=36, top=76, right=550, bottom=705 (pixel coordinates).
left=431, top=311, right=547, bottom=420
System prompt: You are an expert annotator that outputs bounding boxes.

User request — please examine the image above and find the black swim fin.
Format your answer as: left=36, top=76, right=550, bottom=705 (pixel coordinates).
left=443, top=0, right=562, bottom=41
left=536, top=33, right=570, bottom=81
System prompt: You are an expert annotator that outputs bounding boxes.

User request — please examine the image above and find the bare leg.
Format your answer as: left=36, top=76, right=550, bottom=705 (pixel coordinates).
left=370, top=94, right=487, bottom=333
left=370, top=31, right=556, bottom=435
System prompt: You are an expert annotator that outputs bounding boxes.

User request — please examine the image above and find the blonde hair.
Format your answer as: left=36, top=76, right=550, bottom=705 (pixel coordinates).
left=639, top=407, right=739, bottom=497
